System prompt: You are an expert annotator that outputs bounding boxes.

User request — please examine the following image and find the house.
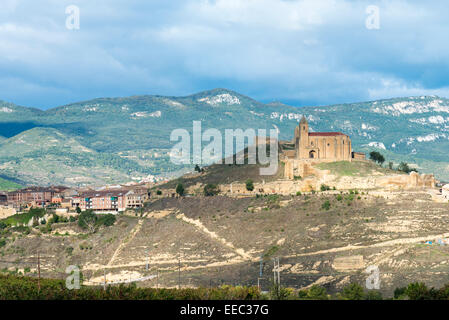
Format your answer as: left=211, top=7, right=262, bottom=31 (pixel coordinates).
left=125, top=189, right=149, bottom=209
left=77, top=189, right=127, bottom=213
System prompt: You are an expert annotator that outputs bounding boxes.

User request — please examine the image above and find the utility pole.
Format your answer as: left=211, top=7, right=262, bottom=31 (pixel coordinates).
left=272, top=257, right=280, bottom=292
left=103, top=269, right=106, bottom=291
left=178, top=258, right=181, bottom=289
left=37, top=252, right=41, bottom=293
left=257, top=277, right=262, bottom=290
left=146, top=249, right=149, bottom=271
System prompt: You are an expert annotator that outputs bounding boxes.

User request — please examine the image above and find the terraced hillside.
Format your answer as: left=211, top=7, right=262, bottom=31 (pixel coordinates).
left=1, top=189, right=449, bottom=296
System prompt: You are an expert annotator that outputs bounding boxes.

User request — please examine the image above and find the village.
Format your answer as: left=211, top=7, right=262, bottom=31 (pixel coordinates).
left=1, top=116, right=449, bottom=220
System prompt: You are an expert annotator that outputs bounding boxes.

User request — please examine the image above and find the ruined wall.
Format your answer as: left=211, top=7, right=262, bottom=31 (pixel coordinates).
left=0, top=206, right=16, bottom=220
left=443, top=185, right=449, bottom=200
left=216, top=171, right=436, bottom=197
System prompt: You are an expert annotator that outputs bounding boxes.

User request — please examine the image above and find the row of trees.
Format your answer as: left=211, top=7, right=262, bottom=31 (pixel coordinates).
left=0, top=273, right=446, bottom=300
left=369, top=151, right=417, bottom=174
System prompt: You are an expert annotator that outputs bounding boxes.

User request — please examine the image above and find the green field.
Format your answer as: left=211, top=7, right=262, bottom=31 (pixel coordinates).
left=314, top=160, right=400, bottom=177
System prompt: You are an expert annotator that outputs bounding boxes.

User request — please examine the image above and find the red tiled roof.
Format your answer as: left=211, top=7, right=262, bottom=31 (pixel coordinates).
left=309, top=132, right=346, bottom=137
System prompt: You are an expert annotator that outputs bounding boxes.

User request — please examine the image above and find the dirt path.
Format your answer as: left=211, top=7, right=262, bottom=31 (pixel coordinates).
left=290, top=232, right=449, bottom=258
left=176, top=213, right=253, bottom=261
left=106, top=218, right=144, bottom=266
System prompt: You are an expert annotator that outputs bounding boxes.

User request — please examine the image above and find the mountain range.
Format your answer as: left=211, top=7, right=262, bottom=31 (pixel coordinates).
left=1, top=88, right=449, bottom=187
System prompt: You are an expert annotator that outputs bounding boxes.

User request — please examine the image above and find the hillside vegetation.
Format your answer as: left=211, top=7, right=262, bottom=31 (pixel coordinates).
left=1, top=89, right=449, bottom=185
left=315, top=161, right=400, bottom=177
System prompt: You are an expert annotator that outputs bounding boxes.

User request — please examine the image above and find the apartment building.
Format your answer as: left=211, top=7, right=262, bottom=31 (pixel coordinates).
left=7, top=186, right=69, bottom=207
left=77, top=189, right=127, bottom=212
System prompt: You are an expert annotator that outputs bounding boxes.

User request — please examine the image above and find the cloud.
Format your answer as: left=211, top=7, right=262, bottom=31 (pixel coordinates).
left=0, top=0, right=449, bottom=108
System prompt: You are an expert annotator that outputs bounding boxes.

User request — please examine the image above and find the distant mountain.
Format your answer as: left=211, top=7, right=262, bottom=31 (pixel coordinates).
left=1, top=89, right=449, bottom=187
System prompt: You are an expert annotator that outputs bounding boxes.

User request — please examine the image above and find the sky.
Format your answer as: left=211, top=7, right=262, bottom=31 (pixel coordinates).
left=1, top=0, right=449, bottom=109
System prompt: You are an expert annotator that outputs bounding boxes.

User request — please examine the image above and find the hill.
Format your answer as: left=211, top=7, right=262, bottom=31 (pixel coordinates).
left=1, top=89, right=449, bottom=185
left=0, top=176, right=22, bottom=191
left=1, top=187, right=448, bottom=296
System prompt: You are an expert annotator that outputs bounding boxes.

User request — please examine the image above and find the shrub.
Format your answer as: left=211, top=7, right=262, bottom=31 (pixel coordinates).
left=76, top=206, right=82, bottom=214
left=321, top=200, right=331, bottom=210
left=176, top=184, right=185, bottom=196
left=336, top=195, right=343, bottom=201
left=65, top=246, right=74, bottom=256
left=78, top=210, right=98, bottom=233
left=398, top=162, right=417, bottom=174
left=405, top=282, right=429, bottom=300
left=269, top=283, right=292, bottom=300
left=364, top=290, right=383, bottom=300
left=296, top=191, right=301, bottom=196
left=204, top=184, right=219, bottom=196
left=339, top=283, right=365, bottom=300
left=320, top=184, right=331, bottom=192
left=245, top=179, right=254, bottom=192
left=304, top=285, right=328, bottom=300
left=156, top=190, right=162, bottom=195
left=96, top=214, right=116, bottom=227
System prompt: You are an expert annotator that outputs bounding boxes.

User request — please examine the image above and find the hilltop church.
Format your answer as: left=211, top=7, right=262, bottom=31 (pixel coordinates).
left=281, top=116, right=365, bottom=179
left=293, top=116, right=352, bottom=161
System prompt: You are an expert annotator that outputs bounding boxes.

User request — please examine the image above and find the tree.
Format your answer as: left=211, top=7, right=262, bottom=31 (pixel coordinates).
left=204, top=184, right=219, bottom=196
left=76, top=206, right=81, bottom=214
left=245, top=179, right=254, bottom=191
left=176, top=183, right=185, bottom=196
left=339, top=283, right=365, bottom=300
left=405, top=282, right=429, bottom=300
left=398, top=162, right=417, bottom=174
left=388, top=162, right=393, bottom=170
left=97, top=214, right=116, bottom=227
left=364, top=290, right=383, bottom=300
left=369, top=151, right=385, bottom=165
left=305, top=285, right=328, bottom=300
left=194, top=164, right=201, bottom=172
left=78, top=210, right=97, bottom=234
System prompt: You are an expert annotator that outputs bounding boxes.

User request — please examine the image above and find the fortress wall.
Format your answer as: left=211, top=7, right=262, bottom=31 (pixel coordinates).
left=216, top=171, right=436, bottom=197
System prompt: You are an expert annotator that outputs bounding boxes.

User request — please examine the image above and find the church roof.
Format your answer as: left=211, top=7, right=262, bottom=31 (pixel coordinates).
left=309, top=132, right=347, bottom=137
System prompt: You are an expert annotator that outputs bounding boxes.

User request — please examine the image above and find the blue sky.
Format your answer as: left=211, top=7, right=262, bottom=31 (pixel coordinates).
left=1, top=0, right=449, bottom=109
